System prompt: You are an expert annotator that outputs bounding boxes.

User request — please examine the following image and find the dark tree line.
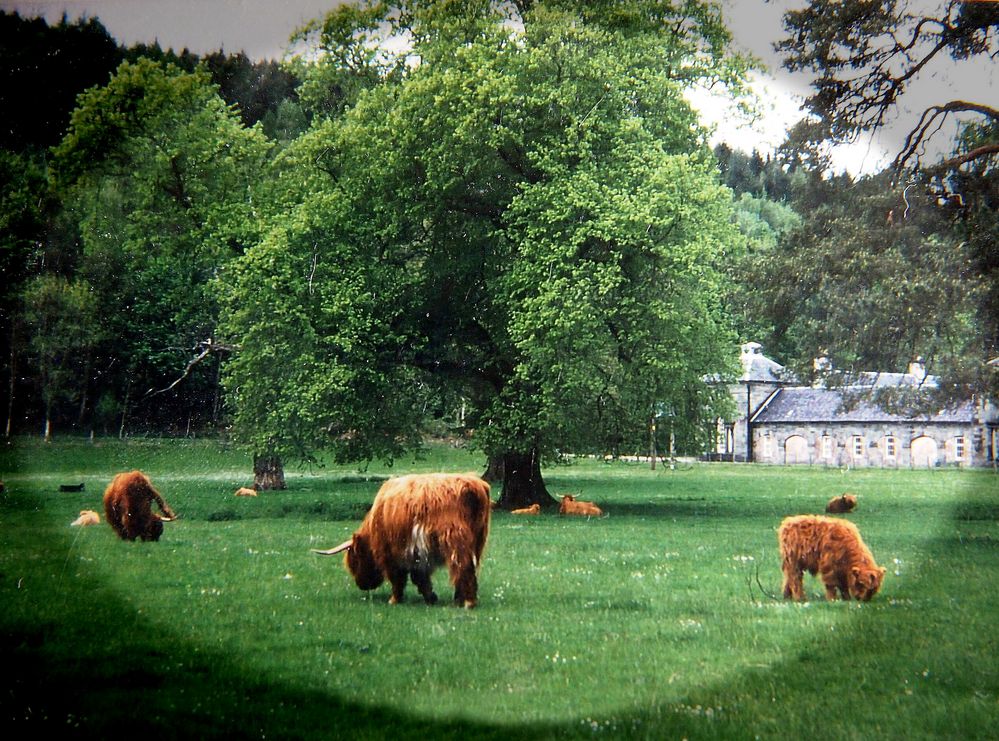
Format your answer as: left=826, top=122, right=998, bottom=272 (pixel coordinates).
left=0, top=12, right=301, bottom=439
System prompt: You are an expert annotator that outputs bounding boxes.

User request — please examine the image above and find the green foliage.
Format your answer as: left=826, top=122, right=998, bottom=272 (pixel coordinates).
left=50, top=58, right=270, bottom=431
left=287, top=1, right=409, bottom=120
left=0, top=150, right=50, bottom=289
left=1, top=439, right=997, bottom=738
left=732, top=168, right=984, bottom=399
left=19, top=275, right=103, bottom=433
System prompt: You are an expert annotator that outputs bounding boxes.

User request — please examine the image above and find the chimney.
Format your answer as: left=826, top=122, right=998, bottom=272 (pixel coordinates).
left=813, top=352, right=831, bottom=387
left=908, top=357, right=926, bottom=383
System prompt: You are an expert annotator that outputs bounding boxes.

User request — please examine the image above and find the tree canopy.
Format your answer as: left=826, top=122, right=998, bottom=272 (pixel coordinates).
left=222, top=0, right=750, bottom=504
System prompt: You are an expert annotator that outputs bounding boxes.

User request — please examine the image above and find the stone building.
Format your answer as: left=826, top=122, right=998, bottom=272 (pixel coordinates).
left=713, top=342, right=997, bottom=468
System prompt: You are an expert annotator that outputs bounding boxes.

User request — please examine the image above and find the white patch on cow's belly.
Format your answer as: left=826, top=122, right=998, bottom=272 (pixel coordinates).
left=406, top=523, right=437, bottom=569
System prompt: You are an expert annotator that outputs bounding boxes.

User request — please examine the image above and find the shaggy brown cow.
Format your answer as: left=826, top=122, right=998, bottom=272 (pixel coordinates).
left=313, top=473, right=491, bottom=608
left=559, top=494, right=603, bottom=517
left=778, top=515, right=885, bottom=602
left=234, top=486, right=258, bottom=497
left=103, top=470, right=176, bottom=542
left=511, top=503, right=541, bottom=515
left=825, top=493, right=858, bottom=513
left=71, top=509, right=100, bottom=527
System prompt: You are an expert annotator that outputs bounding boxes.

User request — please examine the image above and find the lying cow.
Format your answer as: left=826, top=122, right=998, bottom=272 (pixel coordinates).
left=778, top=515, right=885, bottom=602
left=511, top=503, right=540, bottom=515
left=71, top=509, right=100, bottom=527
left=825, top=492, right=857, bottom=513
left=234, top=486, right=258, bottom=497
left=559, top=494, right=603, bottom=517
left=313, top=473, right=491, bottom=608
left=103, top=470, right=177, bottom=542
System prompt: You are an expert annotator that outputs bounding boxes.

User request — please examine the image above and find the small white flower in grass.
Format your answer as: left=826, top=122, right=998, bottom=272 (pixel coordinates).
left=733, top=555, right=755, bottom=562
left=283, top=573, right=293, bottom=580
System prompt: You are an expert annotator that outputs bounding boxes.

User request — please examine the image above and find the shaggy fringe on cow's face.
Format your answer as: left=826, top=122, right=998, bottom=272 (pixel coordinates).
left=346, top=534, right=384, bottom=590
left=848, top=565, right=885, bottom=602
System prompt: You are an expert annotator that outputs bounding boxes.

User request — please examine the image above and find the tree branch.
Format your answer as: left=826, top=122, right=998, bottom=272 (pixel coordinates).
left=142, top=338, right=237, bottom=399
left=894, top=100, right=999, bottom=172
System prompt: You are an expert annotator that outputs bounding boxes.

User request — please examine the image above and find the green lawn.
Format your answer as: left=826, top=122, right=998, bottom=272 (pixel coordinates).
left=1, top=438, right=997, bottom=739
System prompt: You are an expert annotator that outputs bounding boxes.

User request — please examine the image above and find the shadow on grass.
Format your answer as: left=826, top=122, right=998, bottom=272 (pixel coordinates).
left=2, top=478, right=996, bottom=740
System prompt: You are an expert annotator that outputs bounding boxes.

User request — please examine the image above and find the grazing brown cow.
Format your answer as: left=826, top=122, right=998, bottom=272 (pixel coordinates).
left=313, top=473, right=491, bottom=608
left=71, top=509, right=100, bottom=527
left=234, top=486, right=258, bottom=497
left=103, top=471, right=176, bottom=542
left=825, top=493, right=858, bottom=514
left=511, top=503, right=541, bottom=515
left=778, top=515, right=885, bottom=602
left=559, top=494, right=603, bottom=517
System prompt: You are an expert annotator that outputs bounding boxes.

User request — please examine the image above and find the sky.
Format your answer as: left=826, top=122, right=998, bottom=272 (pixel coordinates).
left=2, top=0, right=986, bottom=175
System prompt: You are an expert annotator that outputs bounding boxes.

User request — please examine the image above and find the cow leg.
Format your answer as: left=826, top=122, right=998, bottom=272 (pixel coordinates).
left=410, top=569, right=438, bottom=605
left=820, top=571, right=849, bottom=600
left=837, top=574, right=852, bottom=600
left=387, top=569, right=408, bottom=605
left=450, top=560, right=478, bottom=609
left=782, top=564, right=805, bottom=601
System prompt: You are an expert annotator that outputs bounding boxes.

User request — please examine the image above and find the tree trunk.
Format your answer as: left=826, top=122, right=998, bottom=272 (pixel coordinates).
left=253, top=454, right=287, bottom=491
left=481, top=452, right=505, bottom=483
left=6, top=332, right=16, bottom=439
left=119, top=379, right=130, bottom=439
left=495, top=448, right=557, bottom=510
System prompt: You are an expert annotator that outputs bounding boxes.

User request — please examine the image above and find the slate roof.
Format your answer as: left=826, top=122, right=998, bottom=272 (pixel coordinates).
left=751, top=387, right=975, bottom=425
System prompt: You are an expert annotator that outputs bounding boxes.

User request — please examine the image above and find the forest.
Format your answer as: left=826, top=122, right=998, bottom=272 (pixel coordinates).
left=1, top=1, right=996, bottom=498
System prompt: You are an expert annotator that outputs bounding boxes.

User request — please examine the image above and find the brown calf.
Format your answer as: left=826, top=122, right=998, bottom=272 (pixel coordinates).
left=778, top=515, right=885, bottom=602
left=559, top=494, right=603, bottom=517
left=825, top=493, right=857, bottom=513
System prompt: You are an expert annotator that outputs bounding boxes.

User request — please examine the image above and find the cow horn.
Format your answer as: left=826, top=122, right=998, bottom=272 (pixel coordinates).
left=312, top=538, right=353, bottom=556
left=159, top=515, right=176, bottom=522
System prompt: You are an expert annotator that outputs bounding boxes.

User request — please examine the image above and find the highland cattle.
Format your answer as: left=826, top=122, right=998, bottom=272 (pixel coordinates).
left=313, top=473, right=491, bottom=608
left=103, top=470, right=177, bottom=542
left=234, top=487, right=258, bottom=497
left=559, top=494, right=603, bottom=517
left=511, top=503, right=541, bottom=515
left=825, top=493, right=858, bottom=513
left=71, top=510, right=100, bottom=527
left=778, top=515, right=885, bottom=601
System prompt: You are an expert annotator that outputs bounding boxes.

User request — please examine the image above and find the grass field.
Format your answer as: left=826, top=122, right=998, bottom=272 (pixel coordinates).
left=1, top=437, right=997, bottom=739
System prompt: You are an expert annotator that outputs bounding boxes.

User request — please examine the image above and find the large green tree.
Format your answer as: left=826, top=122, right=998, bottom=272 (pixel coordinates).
left=223, top=0, right=749, bottom=504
